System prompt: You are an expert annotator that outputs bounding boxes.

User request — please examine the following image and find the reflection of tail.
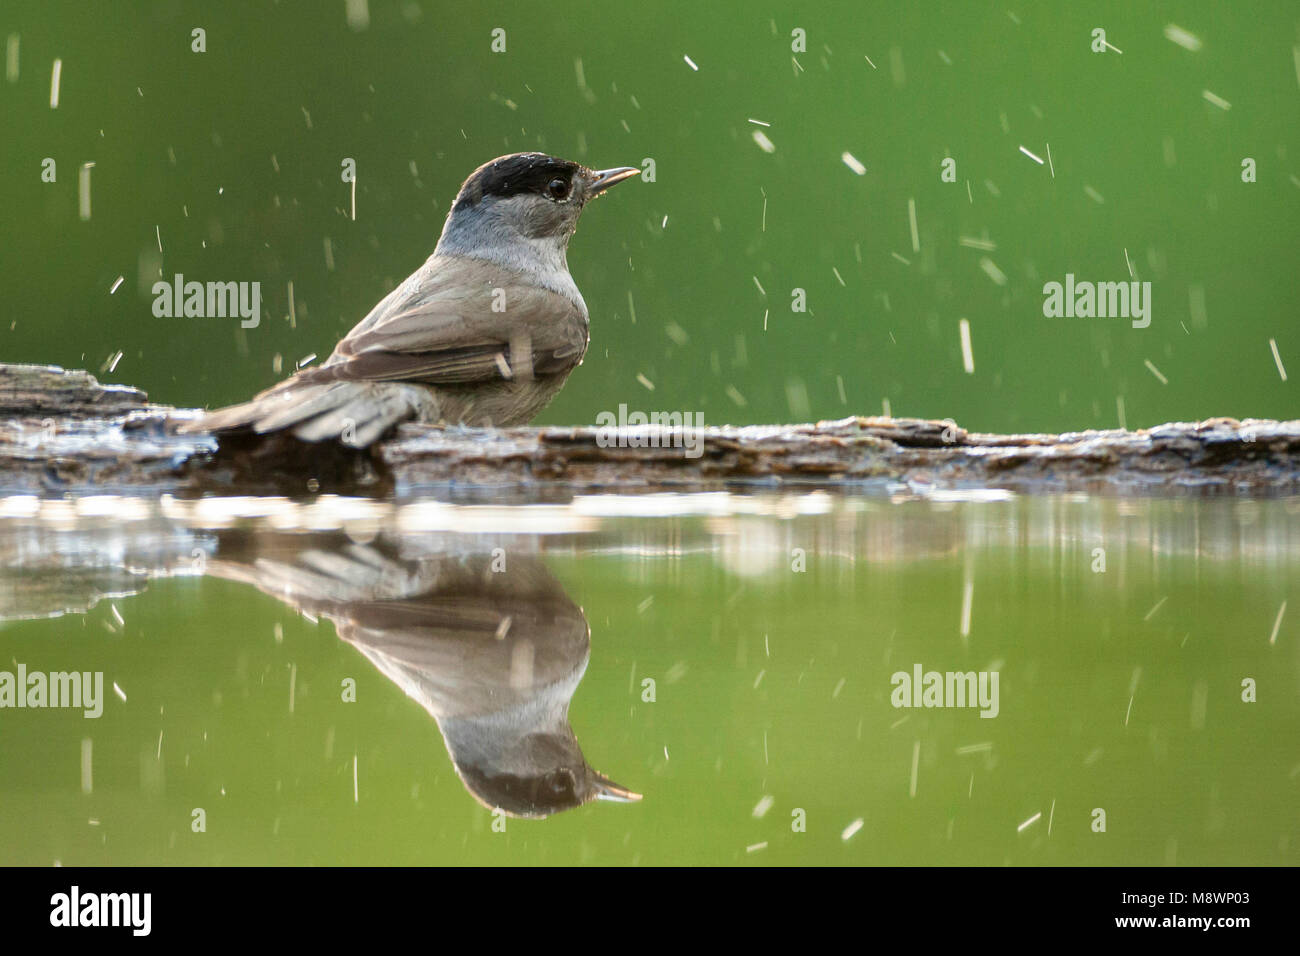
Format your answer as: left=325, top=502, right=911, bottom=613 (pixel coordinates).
left=204, top=537, right=432, bottom=612
left=179, top=380, right=434, bottom=447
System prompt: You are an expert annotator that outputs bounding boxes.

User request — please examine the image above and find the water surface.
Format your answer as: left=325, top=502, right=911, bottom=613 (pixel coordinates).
left=0, top=491, right=1296, bottom=864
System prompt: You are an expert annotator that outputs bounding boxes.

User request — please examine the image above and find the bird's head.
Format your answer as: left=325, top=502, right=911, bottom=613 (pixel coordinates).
left=440, top=152, right=639, bottom=255
left=453, top=730, right=642, bottom=819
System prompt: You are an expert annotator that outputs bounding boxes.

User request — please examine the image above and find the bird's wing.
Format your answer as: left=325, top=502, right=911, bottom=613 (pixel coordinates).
left=295, top=256, right=588, bottom=387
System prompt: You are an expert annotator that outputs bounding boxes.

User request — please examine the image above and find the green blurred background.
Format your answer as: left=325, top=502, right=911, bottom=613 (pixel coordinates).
left=2, top=0, right=1296, bottom=432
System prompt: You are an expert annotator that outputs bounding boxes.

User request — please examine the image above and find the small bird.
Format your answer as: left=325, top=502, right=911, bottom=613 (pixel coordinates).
left=181, top=153, right=639, bottom=447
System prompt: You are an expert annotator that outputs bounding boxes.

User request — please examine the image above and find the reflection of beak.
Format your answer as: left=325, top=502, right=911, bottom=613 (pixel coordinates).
left=592, top=771, right=642, bottom=803
left=587, top=166, right=640, bottom=196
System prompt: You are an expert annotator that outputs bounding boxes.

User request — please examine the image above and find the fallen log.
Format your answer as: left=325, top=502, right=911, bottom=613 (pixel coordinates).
left=1, top=363, right=1297, bottom=499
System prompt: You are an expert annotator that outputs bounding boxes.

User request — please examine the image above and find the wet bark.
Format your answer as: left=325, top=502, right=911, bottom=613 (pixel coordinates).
left=3, top=363, right=1298, bottom=499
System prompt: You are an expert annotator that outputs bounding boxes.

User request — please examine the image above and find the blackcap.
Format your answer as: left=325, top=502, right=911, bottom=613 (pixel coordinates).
left=182, top=153, right=639, bottom=447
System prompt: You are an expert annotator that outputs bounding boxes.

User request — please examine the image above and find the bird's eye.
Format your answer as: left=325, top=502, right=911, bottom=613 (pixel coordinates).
left=546, top=770, right=576, bottom=796
left=547, top=177, right=570, bottom=200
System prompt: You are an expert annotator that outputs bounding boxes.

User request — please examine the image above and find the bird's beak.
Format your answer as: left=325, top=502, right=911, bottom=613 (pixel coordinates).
left=587, top=166, right=640, bottom=196
left=592, top=771, right=642, bottom=803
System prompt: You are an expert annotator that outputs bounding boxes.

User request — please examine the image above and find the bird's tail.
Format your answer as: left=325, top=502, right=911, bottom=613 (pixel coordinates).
left=177, top=380, right=433, bottom=447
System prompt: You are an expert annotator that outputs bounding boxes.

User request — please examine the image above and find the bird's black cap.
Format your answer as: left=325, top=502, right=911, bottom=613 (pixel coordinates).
left=454, top=152, right=583, bottom=210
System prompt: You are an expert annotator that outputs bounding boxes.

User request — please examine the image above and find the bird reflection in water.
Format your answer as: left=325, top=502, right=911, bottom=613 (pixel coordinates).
left=206, top=533, right=640, bottom=818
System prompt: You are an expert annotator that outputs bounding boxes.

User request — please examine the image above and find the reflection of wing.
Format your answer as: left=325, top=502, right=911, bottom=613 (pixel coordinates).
left=204, top=533, right=591, bottom=718
left=337, top=588, right=590, bottom=721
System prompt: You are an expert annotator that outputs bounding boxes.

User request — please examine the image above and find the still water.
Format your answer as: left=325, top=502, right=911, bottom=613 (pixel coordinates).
left=0, top=491, right=1296, bottom=865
